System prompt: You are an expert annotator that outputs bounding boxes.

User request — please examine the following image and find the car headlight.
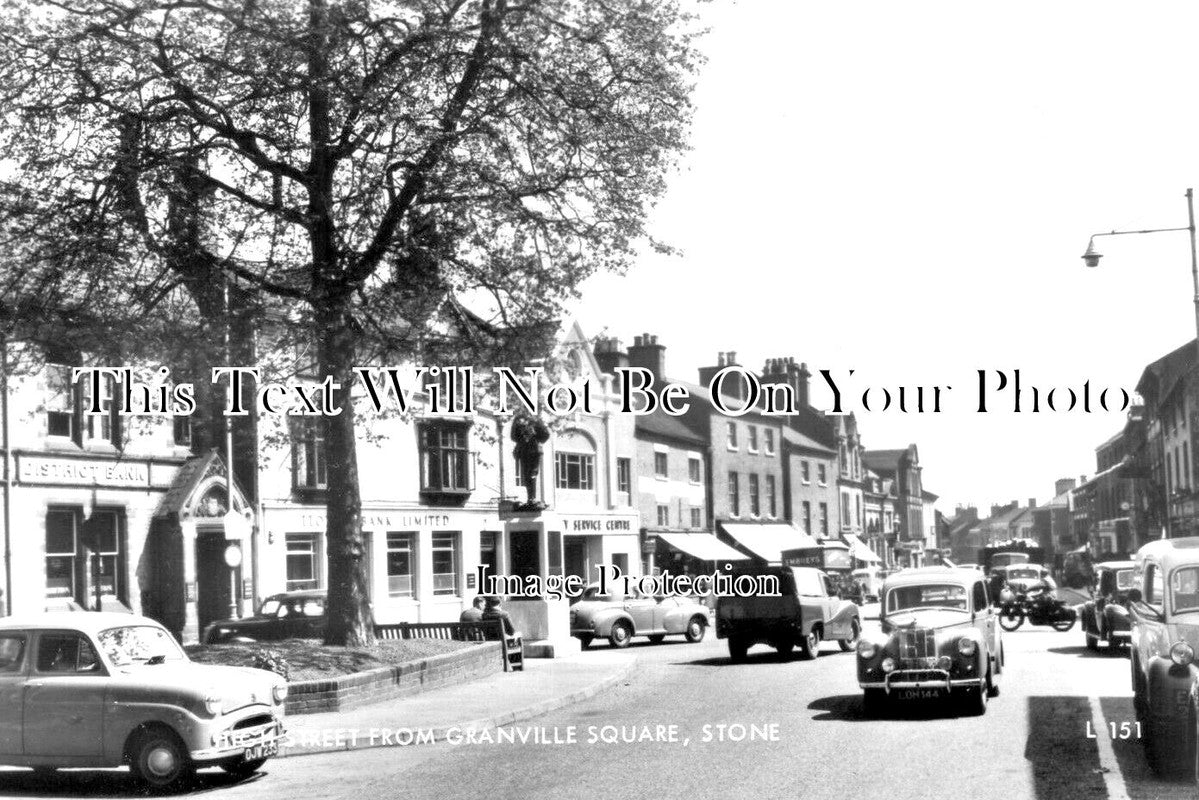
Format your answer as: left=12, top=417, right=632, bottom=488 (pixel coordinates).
left=273, top=684, right=289, bottom=704
left=857, top=640, right=877, bottom=660
left=880, top=657, right=895, bottom=673
left=204, top=691, right=223, bottom=716
left=957, top=638, right=978, bottom=657
left=1170, top=641, right=1194, bottom=666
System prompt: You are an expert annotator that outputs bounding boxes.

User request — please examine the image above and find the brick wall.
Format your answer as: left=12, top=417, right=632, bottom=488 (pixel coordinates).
left=285, top=642, right=502, bottom=715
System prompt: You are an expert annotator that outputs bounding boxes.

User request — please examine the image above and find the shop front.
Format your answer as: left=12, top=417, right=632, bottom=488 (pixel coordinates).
left=258, top=504, right=505, bottom=624
left=9, top=451, right=184, bottom=620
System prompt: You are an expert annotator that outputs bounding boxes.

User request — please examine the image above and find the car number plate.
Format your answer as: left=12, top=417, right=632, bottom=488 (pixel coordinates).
left=898, top=689, right=941, bottom=700
left=244, top=740, right=278, bottom=761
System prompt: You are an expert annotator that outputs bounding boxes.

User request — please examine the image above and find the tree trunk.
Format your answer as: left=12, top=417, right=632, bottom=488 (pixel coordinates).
left=317, top=302, right=374, bottom=646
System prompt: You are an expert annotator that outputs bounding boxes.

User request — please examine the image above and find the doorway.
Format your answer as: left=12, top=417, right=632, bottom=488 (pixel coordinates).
left=508, top=530, right=540, bottom=580
left=195, top=534, right=238, bottom=632
left=565, top=537, right=588, bottom=583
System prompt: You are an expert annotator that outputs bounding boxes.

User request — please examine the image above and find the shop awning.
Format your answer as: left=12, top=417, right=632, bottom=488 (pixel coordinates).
left=718, top=523, right=819, bottom=563
left=658, top=532, right=750, bottom=562
left=844, top=534, right=882, bottom=563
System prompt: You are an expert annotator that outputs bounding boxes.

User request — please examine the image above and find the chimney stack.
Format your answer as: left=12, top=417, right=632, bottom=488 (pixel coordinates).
left=1027, top=497, right=1037, bottom=509
left=1054, top=477, right=1077, bottom=496
left=626, top=333, right=666, bottom=383
left=699, top=351, right=746, bottom=402
left=593, top=337, right=628, bottom=375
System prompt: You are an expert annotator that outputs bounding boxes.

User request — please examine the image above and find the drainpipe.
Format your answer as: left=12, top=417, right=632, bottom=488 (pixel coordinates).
left=1, top=333, right=12, bottom=615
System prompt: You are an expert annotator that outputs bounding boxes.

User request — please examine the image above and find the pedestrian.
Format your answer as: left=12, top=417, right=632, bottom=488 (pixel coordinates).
left=460, top=595, right=486, bottom=623
left=481, top=595, right=519, bottom=637
left=480, top=595, right=524, bottom=670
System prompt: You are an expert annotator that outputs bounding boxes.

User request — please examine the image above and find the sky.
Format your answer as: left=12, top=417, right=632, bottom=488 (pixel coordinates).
left=570, top=1, right=1199, bottom=512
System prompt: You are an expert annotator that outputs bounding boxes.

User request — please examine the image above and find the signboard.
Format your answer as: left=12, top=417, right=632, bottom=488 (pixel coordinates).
left=560, top=514, right=638, bottom=535
left=781, top=544, right=852, bottom=571
left=242, top=580, right=254, bottom=599
left=185, top=582, right=197, bottom=603
left=18, top=455, right=150, bottom=488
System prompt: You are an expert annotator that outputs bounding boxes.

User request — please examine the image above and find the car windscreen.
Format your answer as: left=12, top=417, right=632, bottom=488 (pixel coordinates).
left=1171, top=567, right=1199, bottom=614
left=886, top=584, right=968, bottom=613
left=1006, top=568, right=1040, bottom=581
left=1115, top=570, right=1135, bottom=590
left=580, top=587, right=614, bottom=602
left=259, top=599, right=282, bottom=616
left=99, top=625, right=186, bottom=666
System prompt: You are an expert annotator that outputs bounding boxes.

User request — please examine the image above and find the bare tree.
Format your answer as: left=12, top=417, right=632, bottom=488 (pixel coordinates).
left=0, top=0, right=701, bottom=645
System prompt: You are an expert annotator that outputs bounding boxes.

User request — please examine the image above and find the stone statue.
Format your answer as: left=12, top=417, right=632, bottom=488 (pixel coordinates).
left=511, top=413, right=550, bottom=510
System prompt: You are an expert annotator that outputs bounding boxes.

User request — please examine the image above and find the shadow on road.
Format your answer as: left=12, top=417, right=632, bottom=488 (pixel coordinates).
left=0, top=768, right=264, bottom=798
left=807, top=693, right=966, bottom=722
left=672, top=649, right=849, bottom=667
left=1046, top=644, right=1127, bottom=660
left=1023, top=696, right=1105, bottom=800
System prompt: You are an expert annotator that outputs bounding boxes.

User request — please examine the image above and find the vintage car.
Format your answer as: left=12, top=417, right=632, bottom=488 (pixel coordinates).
left=569, top=584, right=710, bottom=648
left=989, top=563, right=1052, bottom=604
left=715, top=566, right=860, bottom=661
left=857, top=567, right=1003, bottom=716
left=1081, top=559, right=1135, bottom=651
left=1128, top=538, right=1199, bottom=778
left=203, top=590, right=326, bottom=644
left=0, top=612, right=287, bottom=790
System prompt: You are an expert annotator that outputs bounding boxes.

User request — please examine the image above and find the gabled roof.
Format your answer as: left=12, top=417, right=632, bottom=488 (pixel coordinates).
left=1136, top=338, right=1196, bottom=402
left=863, top=447, right=917, bottom=474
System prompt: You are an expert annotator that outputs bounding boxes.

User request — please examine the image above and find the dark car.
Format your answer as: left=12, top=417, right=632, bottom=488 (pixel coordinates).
left=202, top=590, right=326, bottom=644
left=1081, top=560, right=1135, bottom=651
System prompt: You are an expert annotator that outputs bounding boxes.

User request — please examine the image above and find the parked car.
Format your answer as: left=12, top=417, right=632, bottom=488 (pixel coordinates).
left=1081, top=560, right=1136, bottom=651
left=0, top=611, right=287, bottom=790
left=203, top=590, right=326, bottom=644
left=569, top=584, right=710, bottom=648
left=856, top=567, right=1003, bottom=716
left=1128, top=537, right=1199, bottom=778
left=715, top=565, right=860, bottom=661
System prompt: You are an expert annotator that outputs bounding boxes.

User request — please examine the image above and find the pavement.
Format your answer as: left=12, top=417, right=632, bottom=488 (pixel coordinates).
left=277, top=648, right=637, bottom=758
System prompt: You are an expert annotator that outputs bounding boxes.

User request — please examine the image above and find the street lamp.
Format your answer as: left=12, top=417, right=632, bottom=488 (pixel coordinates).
left=1082, top=188, right=1199, bottom=358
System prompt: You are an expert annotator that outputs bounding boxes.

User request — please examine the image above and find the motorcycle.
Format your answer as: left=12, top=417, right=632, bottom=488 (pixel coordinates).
left=997, top=586, right=1076, bottom=632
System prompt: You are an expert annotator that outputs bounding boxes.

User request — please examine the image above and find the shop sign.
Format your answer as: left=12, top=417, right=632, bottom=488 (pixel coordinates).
left=561, top=515, right=637, bottom=534
left=293, top=511, right=457, bottom=530
left=18, top=455, right=149, bottom=488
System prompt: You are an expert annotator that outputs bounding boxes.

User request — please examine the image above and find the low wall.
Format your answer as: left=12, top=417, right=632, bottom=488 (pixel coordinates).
left=285, top=642, right=502, bottom=715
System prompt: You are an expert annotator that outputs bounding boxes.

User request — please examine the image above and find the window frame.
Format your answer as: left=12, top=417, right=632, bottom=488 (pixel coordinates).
left=386, top=532, right=417, bottom=598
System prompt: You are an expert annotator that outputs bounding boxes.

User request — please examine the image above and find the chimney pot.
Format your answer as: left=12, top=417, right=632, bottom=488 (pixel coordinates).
left=728, top=351, right=737, bottom=364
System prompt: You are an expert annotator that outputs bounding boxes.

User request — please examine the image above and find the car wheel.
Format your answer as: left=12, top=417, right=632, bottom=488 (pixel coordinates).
left=577, top=635, right=593, bottom=649
left=728, top=637, right=749, bottom=662
left=1146, top=711, right=1193, bottom=778
left=647, top=634, right=666, bottom=644
left=998, top=607, right=1024, bottom=632
left=863, top=689, right=888, bottom=718
left=609, top=621, right=633, bottom=648
left=221, top=757, right=268, bottom=778
left=1132, top=659, right=1147, bottom=724
left=685, top=617, right=706, bottom=643
left=1085, top=632, right=1099, bottom=651
left=839, top=619, right=861, bottom=652
left=958, top=678, right=988, bottom=717
left=129, top=728, right=194, bottom=791
left=799, top=628, right=820, bottom=660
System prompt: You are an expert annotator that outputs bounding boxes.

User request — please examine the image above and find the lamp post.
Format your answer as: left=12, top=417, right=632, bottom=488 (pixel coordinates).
left=1082, top=188, right=1199, bottom=361
left=1084, top=189, right=1199, bottom=542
